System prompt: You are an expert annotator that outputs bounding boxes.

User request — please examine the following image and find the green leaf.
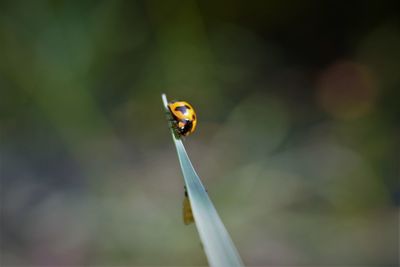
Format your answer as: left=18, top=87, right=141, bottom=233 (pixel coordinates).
left=162, top=94, right=244, bottom=267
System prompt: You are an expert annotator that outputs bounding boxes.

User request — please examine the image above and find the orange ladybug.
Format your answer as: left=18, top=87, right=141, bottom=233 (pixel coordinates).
left=167, top=100, right=197, bottom=136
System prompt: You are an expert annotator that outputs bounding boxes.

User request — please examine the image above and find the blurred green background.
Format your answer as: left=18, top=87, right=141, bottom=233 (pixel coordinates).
left=1, top=0, right=399, bottom=266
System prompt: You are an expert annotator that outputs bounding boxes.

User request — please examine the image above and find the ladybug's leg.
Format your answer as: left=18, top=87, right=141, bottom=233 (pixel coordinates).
left=165, top=114, right=181, bottom=138
left=171, top=125, right=182, bottom=139
left=164, top=110, right=173, bottom=120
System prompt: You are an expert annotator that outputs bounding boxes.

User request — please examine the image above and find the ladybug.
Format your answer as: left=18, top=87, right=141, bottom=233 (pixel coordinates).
left=167, top=100, right=197, bottom=137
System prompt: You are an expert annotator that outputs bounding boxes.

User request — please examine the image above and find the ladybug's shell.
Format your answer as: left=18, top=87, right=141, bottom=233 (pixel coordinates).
left=168, top=101, right=197, bottom=136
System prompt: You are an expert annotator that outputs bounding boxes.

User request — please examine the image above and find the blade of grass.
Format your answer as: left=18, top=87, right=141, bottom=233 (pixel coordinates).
left=162, top=94, right=244, bottom=267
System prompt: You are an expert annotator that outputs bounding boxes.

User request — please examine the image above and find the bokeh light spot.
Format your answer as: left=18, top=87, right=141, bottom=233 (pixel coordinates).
left=316, top=61, right=377, bottom=120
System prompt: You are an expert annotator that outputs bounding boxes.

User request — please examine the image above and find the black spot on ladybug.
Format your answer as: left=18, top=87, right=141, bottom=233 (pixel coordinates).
left=175, top=106, right=188, bottom=114
left=192, top=115, right=196, bottom=120
left=184, top=105, right=191, bottom=109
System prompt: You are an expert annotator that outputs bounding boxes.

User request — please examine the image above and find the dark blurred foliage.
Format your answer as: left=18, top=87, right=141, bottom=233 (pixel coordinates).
left=0, top=0, right=399, bottom=266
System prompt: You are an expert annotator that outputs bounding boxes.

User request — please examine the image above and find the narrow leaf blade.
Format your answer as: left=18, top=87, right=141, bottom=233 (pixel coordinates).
left=162, top=94, right=244, bottom=267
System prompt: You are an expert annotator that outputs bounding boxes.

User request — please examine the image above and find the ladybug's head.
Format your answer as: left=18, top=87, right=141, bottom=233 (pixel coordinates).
left=178, top=119, right=194, bottom=136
